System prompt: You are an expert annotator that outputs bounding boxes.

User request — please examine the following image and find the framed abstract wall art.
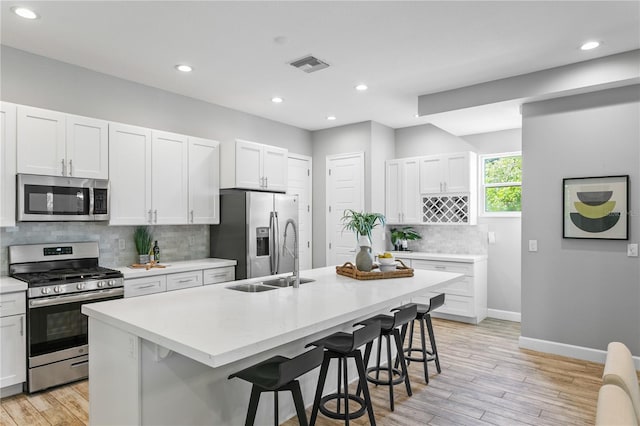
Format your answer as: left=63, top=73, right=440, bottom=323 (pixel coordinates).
left=563, top=175, right=629, bottom=240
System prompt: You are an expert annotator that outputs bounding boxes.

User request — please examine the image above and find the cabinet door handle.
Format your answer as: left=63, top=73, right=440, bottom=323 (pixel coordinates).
left=61, top=159, right=66, bottom=176
left=154, top=210, right=158, bottom=223
left=177, top=279, right=193, bottom=284
left=68, top=159, right=73, bottom=176
left=20, top=316, right=24, bottom=336
left=265, top=176, right=268, bottom=187
left=148, top=210, right=153, bottom=223
left=435, top=265, right=446, bottom=270
left=138, top=284, right=156, bottom=290
left=190, top=210, right=194, bottom=223
left=443, top=182, right=447, bottom=192
left=210, top=273, right=227, bottom=278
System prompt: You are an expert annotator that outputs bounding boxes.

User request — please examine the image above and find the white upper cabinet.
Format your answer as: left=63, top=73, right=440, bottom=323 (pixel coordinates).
left=110, top=123, right=218, bottom=226
left=108, top=123, right=152, bottom=225
left=66, top=114, right=109, bottom=179
left=221, top=139, right=288, bottom=192
left=151, top=131, right=188, bottom=225
left=17, top=106, right=108, bottom=179
left=419, top=152, right=476, bottom=194
left=385, top=158, right=420, bottom=224
left=188, top=137, right=220, bottom=224
left=0, top=102, right=17, bottom=227
left=262, top=144, right=288, bottom=192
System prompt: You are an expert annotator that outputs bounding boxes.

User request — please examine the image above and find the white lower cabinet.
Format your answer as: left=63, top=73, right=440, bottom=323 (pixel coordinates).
left=399, top=256, right=487, bottom=324
left=0, top=291, right=26, bottom=390
left=125, top=276, right=167, bottom=298
left=166, top=271, right=203, bottom=292
left=125, top=265, right=235, bottom=297
left=203, top=267, right=235, bottom=285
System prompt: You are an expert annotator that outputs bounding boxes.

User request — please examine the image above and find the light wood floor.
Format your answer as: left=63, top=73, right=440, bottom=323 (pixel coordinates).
left=1, top=318, right=605, bottom=425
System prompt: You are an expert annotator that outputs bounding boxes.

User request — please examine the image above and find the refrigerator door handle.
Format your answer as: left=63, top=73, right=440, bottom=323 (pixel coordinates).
left=274, top=211, right=280, bottom=274
left=269, top=211, right=276, bottom=275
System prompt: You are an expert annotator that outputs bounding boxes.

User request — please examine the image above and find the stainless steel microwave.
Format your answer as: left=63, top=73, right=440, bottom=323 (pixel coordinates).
left=17, top=174, right=109, bottom=222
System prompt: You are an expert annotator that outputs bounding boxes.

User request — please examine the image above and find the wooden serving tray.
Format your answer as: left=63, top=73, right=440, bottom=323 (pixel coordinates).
left=129, top=262, right=166, bottom=270
left=336, top=259, right=413, bottom=280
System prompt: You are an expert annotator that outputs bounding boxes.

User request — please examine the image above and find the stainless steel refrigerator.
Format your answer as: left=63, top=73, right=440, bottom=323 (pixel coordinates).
left=211, top=190, right=298, bottom=279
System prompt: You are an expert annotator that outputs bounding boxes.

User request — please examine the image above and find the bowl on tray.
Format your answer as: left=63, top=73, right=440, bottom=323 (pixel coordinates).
left=378, top=254, right=397, bottom=272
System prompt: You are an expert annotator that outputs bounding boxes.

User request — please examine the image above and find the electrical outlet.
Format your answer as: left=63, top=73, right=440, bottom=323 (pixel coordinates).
left=488, top=232, right=496, bottom=244
left=118, top=239, right=126, bottom=250
left=627, top=243, right=638, bottom=257
left=528, top=240, right=538, bottom=252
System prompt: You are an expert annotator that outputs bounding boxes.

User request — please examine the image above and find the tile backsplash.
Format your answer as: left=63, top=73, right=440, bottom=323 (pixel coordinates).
left=0, top=223, right=209, bottom=275
left=386, top=224, right=488, bottom=254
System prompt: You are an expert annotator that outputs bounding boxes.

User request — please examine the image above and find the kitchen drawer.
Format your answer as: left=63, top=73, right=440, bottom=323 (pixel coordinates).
left=125, top=276, right=167, bottom=298
left=167, top=271, right=203, bottom=292
left=203, top=267, right=235, bottom=285
left=414, top=292, right=474, bottom=317
left=410, top=259, right=473, bottom=276
left=0, top=291, right=26, bottom=317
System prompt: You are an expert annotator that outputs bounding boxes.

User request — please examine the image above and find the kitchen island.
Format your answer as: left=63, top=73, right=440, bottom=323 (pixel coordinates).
left=82, top=265, right=462, bottom=425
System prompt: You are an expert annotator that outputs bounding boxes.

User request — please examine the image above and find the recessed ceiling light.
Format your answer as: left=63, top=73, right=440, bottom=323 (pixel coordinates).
left=271, top=97, right=283, bottom=103
left=355, top=84, right=368, bottom=91
left=12, top=6, right=39, bottom=20
left=580, top=41, right=600, bottom=51
left=327, top=115, right=336, bottom=121
left=175, top=64, right=193, bottom=73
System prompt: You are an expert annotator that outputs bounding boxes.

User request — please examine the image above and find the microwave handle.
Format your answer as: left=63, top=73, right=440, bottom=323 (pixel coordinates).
left=89, top=187, right=95, bottom=216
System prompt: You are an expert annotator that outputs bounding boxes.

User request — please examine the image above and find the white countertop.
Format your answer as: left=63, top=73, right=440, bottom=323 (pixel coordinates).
left=117, top=258, right=237, bottom=279
left=0, top=276, right=27, bottom=294
left=83, top=266, right=461, bottom=369
left=391, top=251, right=487, bottom=263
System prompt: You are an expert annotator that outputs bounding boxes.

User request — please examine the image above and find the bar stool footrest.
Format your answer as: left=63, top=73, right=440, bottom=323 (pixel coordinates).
left=318, top=393, right=367, bottom=420
left=404, top=347, right=436, bottom=363
left=365, top=366, right=406, bottom=386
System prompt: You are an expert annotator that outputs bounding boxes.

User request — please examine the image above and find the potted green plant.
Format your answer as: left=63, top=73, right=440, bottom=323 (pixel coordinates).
left=341, top=210, right=386, bottom=271
left=133, top=226, right=153, bottom=264
left=390, top=226, right=422, bottom=251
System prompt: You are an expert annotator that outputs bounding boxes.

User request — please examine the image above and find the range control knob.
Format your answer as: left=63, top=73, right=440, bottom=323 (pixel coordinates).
left=41, top=287, right=52, bottom=295
left=108, top=280, right=115, bottom=286
left=97, top=281, right=105, bottom=288
left=76, top=283, right=86, bottom=290
left=53, top=286, right=62, bottom=293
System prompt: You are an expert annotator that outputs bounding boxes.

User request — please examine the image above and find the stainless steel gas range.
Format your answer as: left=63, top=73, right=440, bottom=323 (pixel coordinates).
left=9, top=242, right=124, bottom=393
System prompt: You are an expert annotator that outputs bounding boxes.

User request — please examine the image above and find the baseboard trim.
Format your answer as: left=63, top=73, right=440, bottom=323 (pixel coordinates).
left=487, top=308, right=521, bottom=322
left=519, top=336, right=640, bottom=369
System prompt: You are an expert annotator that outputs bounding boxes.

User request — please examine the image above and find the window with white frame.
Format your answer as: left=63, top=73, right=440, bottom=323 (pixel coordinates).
left=480, top=152, right=522, bottom=215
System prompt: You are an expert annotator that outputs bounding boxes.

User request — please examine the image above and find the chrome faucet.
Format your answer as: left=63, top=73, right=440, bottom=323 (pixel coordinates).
left=282, top=218, right=300, bottom=289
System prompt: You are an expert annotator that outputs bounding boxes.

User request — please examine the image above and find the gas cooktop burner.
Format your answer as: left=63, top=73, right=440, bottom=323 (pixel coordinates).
left=13, top=266, right=123, bottom=286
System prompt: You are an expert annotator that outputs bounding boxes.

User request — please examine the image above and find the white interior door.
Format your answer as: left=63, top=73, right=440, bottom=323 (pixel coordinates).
left=326, top=152, right=365, bottom=267
left=287, top=154, right=312, bottom=270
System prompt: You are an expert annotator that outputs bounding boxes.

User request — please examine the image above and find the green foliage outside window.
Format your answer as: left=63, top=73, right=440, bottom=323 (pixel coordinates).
left=483, top=155, right=522, bottom=213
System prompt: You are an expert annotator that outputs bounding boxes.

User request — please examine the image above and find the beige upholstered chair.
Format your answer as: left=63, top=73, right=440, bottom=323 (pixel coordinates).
left=602, top=342, right=640, bottom=423
left=596, top=384, right=639, bottom=425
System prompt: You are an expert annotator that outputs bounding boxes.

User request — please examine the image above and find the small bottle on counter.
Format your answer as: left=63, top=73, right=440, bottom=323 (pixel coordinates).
left=153, top=241, right=160, bottom=263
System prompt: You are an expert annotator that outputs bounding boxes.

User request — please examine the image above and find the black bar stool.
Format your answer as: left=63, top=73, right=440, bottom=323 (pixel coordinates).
left=228, top=346, right=324, bottom=426
left=357, top=304, right=417, bottom=411
left=307, top=320, right=381, bottom=425
left=396, top=293, right=445, bottom=384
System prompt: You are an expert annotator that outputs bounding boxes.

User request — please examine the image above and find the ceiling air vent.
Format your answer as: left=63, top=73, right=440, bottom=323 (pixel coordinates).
left=289, top=55, right=330, bottom=73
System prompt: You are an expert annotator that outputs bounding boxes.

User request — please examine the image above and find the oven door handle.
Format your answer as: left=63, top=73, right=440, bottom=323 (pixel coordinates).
left=29, top=288, right=124, bottom=308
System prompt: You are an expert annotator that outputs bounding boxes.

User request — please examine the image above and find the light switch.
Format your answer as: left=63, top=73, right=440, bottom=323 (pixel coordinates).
left=528, top=240, right=538, bottom=252
left=627, top=243, right=638, bottom=257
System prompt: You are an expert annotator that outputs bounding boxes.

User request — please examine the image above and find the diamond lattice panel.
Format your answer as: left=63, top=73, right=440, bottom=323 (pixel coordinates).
left=422, top=195, right=469, bottom=224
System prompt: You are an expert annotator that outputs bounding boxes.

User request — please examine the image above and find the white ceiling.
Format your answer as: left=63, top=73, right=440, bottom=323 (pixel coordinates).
left=1, top=1, right=639, bottom=135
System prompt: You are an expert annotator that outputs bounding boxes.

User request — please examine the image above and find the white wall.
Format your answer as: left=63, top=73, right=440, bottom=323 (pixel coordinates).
left=310, top=121, right=395, bottom=267
left=521, top=85, right=640, bottom=355
left=0, top=46, right=312, bottom=155
left=463, top=128, right=522, bottom=318
left=395, top=123, right=476, bottom=158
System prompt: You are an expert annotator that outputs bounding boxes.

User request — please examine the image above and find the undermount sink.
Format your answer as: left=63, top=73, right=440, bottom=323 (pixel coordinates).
left=226, top=277, right=316, bottom=292
left=226, top=283, right=277, bottom=293
left=261, top=277, right=315, bottom=287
